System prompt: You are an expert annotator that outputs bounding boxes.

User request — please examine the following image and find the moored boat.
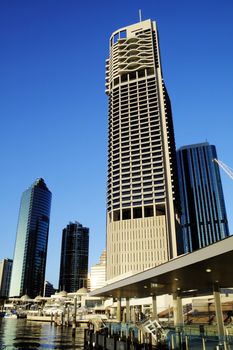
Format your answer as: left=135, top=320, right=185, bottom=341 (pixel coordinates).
left=4, top=312, right=18, bottom=319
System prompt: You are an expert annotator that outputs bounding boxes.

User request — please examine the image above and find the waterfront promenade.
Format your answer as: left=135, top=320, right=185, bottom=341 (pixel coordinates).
left=90, top=236, right=233, bottom=348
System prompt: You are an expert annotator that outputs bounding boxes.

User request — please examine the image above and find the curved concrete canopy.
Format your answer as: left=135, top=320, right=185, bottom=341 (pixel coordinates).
left=90, top=236, right=233, bottom=299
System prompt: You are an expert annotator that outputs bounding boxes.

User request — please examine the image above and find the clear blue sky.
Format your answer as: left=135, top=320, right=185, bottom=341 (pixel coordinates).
left=0, top=0, right=233, bottom=288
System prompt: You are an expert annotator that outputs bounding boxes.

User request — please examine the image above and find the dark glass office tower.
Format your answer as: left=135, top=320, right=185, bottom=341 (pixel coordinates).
left=177, top=143, right=229, bottom=253
left=0, top=258, right=13, bottom=297
left=59, top=222, right=89, bottom=292
left=9, top=178, right=52, bottom=298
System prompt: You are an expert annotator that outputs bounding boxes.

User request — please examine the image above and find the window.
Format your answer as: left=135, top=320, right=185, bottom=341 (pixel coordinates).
left=121, top=74, right=127, bottom=82
left=143, top=182, right=152, bottom=187
left=129, top=72, right=136, bottom=80
left=142, top=164, right=151, bottom=169
left=144, top=206, right=154, bottom=217
left=122, top=151, right=130, bottom=157
left=133, top=201, right=142, bottom=205
left=156, top=204, right=165, bottom=216
left=155, top=185, right=165, bottom=192
left=122, top=162, right=130, bottom=168
left=132, top=183, right=141, bottom=188
left=120, top=30, right=126, bottom=38
left=133, top=195, right=141, bottom=200
left=122, top=191, right=130, bottom=195
left=155, top=192, right=164, bottom=197
left=113, top=210, right=120, bottom=221
left=132, top=177, right=141, bottom=182
left=122, top=196, right=131, bottom=201
left=122, top=157, right=130, bottom=163
left=122, top=208, right=131, bottom=220
left=122, top=184, right=130, bottom=189
left=133, top=207, right=142, bottom=218
left=114, top=77, right=119, bottom=86
left=153, top=167, right=163, bottom=173
left=122, top=179, right=130, bottom=184
left=133, top=189, right=141, bottom=194
left=131, top=155, right=140, bottom=160
left=113, top=33, right=119, bottom=44
left=142, top=159, right=151, bottom=164
left=144, top=200, right=153, bottom=204
left=141, top=148, right=150, bottom=153
left=138, top=69, right=145, bottom=78
left=122, top=146, right=129, bottom=152
left=143, top=176, right=151, bottom=180
left=154, top=180, right=164, bottom=185
left=132, top=166, right=141, bottom=171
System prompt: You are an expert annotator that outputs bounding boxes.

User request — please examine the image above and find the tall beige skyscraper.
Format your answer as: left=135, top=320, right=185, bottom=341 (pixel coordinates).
left=106, top=19, right=180, bottom=281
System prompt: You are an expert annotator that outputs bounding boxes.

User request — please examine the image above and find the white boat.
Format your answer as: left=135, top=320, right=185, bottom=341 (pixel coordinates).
left=4, top=312, right=18, bottom=319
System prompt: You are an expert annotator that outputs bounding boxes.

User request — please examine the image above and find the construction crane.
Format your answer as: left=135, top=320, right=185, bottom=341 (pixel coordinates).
left=213, top=158, right=233, bottom=180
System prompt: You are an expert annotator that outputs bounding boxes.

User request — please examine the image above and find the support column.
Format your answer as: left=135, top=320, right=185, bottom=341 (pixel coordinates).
left=126, top=297, right=130, bottom=323
left=116, top=298, right=122, bottom=322
left=151, top=295, right=158, bottom=319
left=72, top=296, right=77, bottom=336
left=173, top=293, right=183, bottom=327
left=131, top=306, right=136, bottom=324
left=213, top=283, right=225, bottom=343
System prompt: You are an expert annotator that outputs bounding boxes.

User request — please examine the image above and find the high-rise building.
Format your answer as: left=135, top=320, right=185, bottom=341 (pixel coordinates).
left=9, top=178, right=52, bottom=298
left=0, top=258, right=13, bottom=297
left=90, top=250, right=106, bottom=291
left=43, top=280, right=56, bottom=297
left=176, top=142, right=229, bottom=252
left=106, top=19, right=180, bottom=280
left=59, top=222, right=89, bottom=293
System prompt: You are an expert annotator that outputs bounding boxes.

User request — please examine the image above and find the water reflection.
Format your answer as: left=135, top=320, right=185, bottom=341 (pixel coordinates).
left=0, top=318, right=84, bottom=349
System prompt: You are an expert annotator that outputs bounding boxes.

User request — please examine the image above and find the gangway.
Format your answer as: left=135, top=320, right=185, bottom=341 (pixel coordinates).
left=89, top=317, right=107, bottom=331
left=138, top=317, right=168, bottom=342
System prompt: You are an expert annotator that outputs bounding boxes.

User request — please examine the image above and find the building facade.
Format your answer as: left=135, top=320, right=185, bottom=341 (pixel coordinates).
left=90, top=250, right=106, bottom=291
left=106, top=19, right=180, bottom=280
left=59, top=222, right=89, bottom=293
left=43, top=280, right=56, bottom=297
left=0, top=258, right=13, bottom=297
left=176, top=142, right=229, bottom=252
left=9, top=178, right=52, bottom=298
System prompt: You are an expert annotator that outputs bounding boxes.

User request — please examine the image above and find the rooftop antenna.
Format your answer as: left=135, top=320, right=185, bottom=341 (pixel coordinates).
left=139, top=9, right=142, bottom=22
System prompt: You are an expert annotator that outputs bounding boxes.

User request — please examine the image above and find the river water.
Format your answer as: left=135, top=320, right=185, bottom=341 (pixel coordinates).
left=0, top=318, right=84, bottom=349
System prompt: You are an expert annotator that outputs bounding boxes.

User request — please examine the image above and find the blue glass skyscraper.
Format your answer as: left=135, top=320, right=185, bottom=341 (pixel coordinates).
left=177, top=143, right=229, bottom=253
left=9, top=178, right=52, bottom=298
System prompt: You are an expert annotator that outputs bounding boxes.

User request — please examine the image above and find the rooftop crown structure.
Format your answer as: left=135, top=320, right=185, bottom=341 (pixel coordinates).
left=106, top=19, right=180, bottom=281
